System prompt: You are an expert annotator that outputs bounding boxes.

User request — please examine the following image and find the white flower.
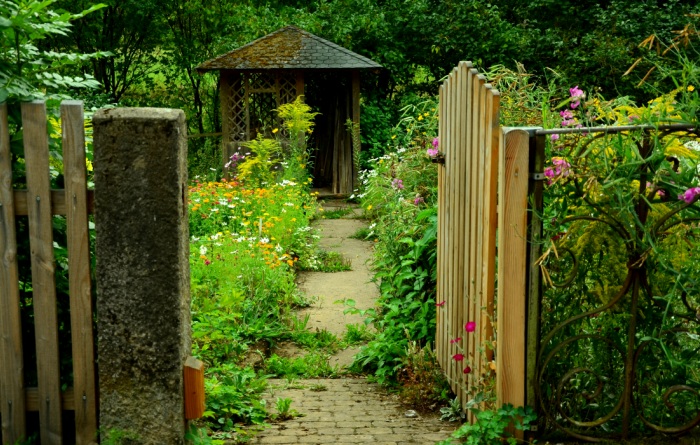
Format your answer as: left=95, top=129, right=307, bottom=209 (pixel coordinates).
left=199, top=245, right=207, bottom=256
left=259, top=237, right=270, bottom=244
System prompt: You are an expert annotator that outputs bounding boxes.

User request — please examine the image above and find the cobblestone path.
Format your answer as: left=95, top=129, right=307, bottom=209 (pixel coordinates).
left=250, top=201, right=456, bottom=444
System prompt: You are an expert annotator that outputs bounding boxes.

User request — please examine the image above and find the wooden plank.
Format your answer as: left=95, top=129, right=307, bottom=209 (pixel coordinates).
left=14, top=189, right=95, bottom=216
left=454, top=62, right=468, bottom=408
left=22, top=101, right=63, bottom=445
left=447, top=68, right=458, bottom=392
left=437, top=83, right=445, bottom=367
left=496, top=129, right=530, bottom=412
left=0, top=103, right=27, bottom=444
left=220, top=71, right=231, bottom=168
left=61, top=101, right=97, bottom=445
left=184, top=357, right=205, bottom=419
left=295, top=71, right=305, bottom=99
left=475, top=75, right=488, bottom=389
left=25, top=388, right=74, bottom=411
left=482, top=87, right=500, bottom=366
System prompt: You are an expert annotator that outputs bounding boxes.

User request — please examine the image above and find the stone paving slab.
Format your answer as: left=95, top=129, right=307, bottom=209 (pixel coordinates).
left=250, top=378, right=456, bottom=444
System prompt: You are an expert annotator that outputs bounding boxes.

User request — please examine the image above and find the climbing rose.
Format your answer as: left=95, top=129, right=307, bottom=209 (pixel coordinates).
left=450, top=338, right=462, bottom=344
left=436, top=301, right=446, bottom=307
left=678, top=187, right=700, bottom=203
left=465, top=321, right=476, bottom=332
left=463, top=366, right=472, bottom=374
left=453, top=353, right=464, bottom=362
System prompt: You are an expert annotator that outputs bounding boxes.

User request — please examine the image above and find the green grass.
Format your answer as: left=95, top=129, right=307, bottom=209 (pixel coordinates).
left=297, top=249, right=352, bottom=272
left=317, top=207, right=354, bottom=219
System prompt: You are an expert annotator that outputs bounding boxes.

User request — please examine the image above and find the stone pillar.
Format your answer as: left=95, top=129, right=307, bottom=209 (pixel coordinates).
left=93, top=108, right=190, bottom=445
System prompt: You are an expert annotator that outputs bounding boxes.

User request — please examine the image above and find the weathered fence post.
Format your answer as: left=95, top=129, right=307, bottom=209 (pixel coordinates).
left=93, top=108, right=190, bottom=445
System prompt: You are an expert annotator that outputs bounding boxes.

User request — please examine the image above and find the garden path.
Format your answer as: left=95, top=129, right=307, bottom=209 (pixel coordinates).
left=250, top=200, right=455, bottom=444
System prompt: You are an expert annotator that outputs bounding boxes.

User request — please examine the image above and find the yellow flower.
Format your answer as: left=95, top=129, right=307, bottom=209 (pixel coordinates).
left=688, top=85, right=695, bottom=92
left=417, top=115, right=423, bottom=121
left=367, top=205, right=372, bottom=210
left=272, top=128, right=279, bottom=134
left=391, top=135, right=397, bottom=140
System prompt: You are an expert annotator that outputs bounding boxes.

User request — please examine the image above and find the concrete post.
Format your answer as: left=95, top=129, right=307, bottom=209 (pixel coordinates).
left=93, top=108, right=190, bottom=445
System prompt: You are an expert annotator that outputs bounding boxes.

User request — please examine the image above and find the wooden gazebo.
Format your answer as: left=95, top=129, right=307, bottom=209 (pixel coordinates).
left=196, top=26, right=382, bottom=195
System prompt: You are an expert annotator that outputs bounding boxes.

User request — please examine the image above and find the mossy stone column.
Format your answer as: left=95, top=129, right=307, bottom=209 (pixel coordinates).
left=93, top=108, right=190, bottom=445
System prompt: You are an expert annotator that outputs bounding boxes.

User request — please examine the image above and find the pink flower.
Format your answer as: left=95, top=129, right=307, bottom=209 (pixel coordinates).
left=414, top=195, right=424, bottom=206
left=559, top=110, right=574, bottom=119
left=453, top=353, right=464, bottom=362
left=463, top=366, right=472, bottom=374
left=427, top=147, right=439, bottom=157
left=570, top=86, right=584, bottom=98
left=436, top=301, right=446, bottom=307
left=465, top=321, right=476, bottom=333
left=678, top=187, right=700, bottom=204
left=561, top=119, right=575, bottom=127
left=432, top=137, right=439, bottom=149
left=550, top=134, right=560, bottom=141
left=570, top=100, right=581, bottom=109
left=450, top=338, right=462, bottom=344
left=548, top=157, right=571, bottom=178
left=392, top=178, right=404, bottom=190
left=204, top=260, right=211, bottom=266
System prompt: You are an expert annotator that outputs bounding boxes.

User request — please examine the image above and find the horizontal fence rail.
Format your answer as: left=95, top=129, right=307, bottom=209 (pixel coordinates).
left=0, top=101, right=97, bottom=445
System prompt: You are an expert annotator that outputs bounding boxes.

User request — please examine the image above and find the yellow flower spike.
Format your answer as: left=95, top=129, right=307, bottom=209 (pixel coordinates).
left=688, top=85, right=695, bottom=92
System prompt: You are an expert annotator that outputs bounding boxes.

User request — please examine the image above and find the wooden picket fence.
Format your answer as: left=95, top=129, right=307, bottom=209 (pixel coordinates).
left=0, top=101, right=97, bottom=445
left=436, top=62, right=530, bottom=421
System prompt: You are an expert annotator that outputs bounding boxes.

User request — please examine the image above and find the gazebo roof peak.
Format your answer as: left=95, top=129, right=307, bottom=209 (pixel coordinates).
left=196, top=25, right=382, bottom=72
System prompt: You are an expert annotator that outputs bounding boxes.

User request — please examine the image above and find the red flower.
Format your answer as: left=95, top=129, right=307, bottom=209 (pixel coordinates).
left=465, top=321, right=476, bottom=332
left=452, top=353, right=464, bottom=362
left=436, top=301, right=446, bottom=307
left=449, top=338, right=462, bottom=344
left=463, top=366, right=472, bottom=374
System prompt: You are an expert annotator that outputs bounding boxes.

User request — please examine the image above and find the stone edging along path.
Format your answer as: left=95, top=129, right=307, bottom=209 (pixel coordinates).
left=250, top=200, right=456, bottom=444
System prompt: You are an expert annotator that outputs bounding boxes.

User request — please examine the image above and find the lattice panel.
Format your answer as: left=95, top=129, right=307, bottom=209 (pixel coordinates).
left=249, top=72, right=275, bottom=92
left=226, top=74, right=246, bottom=143
left=279, top=73, right=297, bottom=105
left=249, top=92, right=276, bottom=136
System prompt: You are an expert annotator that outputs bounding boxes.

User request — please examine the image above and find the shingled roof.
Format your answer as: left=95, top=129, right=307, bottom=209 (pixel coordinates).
left=196, top=26, right=382, bottom=72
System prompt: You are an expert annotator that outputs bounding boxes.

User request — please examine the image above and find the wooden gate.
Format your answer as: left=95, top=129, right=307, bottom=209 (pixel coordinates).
left=0, top=101, right=97, bottom=445
left=436, top=62, right=532, bottom=419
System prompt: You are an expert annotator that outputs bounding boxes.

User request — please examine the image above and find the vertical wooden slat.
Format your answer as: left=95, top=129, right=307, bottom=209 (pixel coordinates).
left=61, top=101, right=97, bottom=445
left=496, top=129, right=530, bottom=411
left=447, top=68, right=458, bottom=389
left=0, top=103, right=27, bottom=444
left=482, top=87, right=500, bottom=364
left=295, top=71, right=305, bottom=99
left=475, top=75, right=488, bottom=388
left=437, top=84, right=445, bottom=367
left=455, top=63, right=469, bottom=409
left=22, top=101, right=62, bottom=445
left=220, top=71, right=231, bottom=168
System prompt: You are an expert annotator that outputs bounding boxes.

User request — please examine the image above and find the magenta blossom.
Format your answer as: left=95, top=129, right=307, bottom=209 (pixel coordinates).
left=432, top=137, right=439, bottom=149
left=414, top=195, right=424, bottom=206
left=560, top=110, right=574, bottom=119
left=570, top=86, right=584, bottom=99
left=427, top=147, right=439, bottom=157
left=571, top=100, right=581, bottom=109
left=392, top=178, right=404, bottom=190
left=463, top=366, right=472, bottom=374
left=453, top=353, right=464, bottom=362
left=465, top=321, right=476, bottom=333
left=545, top=157, right=571, bottom=182
left=551, top=134, right=560, bottom=141
left=678, top=187, right=700, bottom=204
left=436, top=301, right=446, bottom=307
left=561, top=119, right=575, bottom=127
left=450, top=338, right=462, bottom=344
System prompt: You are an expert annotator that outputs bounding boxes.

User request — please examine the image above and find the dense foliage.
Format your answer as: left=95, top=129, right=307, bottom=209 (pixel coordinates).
left=28, top=0, right=700, bottom=173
